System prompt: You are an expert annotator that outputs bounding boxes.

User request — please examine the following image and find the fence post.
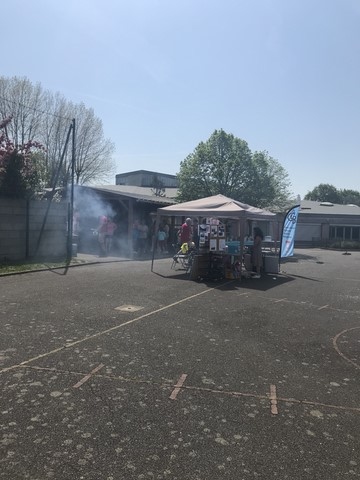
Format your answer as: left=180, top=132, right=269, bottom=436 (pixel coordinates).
left=26, top=199, right=30, bottom=259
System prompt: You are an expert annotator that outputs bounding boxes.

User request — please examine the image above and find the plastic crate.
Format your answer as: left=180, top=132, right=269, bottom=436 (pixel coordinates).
left=225, top=241, right=240, bottom=254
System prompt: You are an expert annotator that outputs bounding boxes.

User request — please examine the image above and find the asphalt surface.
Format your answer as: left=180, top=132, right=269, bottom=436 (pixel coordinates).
left=0, top=248, right=360, bottom=479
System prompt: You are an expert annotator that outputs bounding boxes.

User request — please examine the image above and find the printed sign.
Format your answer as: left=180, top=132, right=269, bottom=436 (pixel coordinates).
left=280, top=205, right=300, bottom=258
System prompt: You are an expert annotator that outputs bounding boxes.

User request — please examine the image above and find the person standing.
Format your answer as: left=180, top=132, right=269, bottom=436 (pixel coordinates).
left=179, top=218, right=192, bottom=245
left=173, top=218, right=192, bottom=264
left=192, top=218, right=199, bottom=248
left=105, top=217, right=117, bottom=255
left=132, top=220, right=140, bottom=253
left=157, top=225, right=167, bottom=253
left=163, top=221, right=170, bottom=252
left=97, top=215, right=108, bottom=257
left=138, top=220, right=149, bottom=256
left=252, top=227, right=264, bottom=278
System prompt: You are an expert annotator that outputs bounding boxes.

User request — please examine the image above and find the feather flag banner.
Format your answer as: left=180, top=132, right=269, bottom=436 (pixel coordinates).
left=280, top=205, right=300, bottom=258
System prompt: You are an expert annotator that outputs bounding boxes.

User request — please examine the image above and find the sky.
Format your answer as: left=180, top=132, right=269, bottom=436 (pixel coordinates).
left=2, top=0, right=360, bottom=198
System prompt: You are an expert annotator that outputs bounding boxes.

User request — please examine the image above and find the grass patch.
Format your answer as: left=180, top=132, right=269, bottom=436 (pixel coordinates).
left=0, top=257, right=86, bottom=275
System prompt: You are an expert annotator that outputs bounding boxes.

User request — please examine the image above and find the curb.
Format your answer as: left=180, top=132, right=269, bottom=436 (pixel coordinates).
left=0, top=257, right=131, bottom=277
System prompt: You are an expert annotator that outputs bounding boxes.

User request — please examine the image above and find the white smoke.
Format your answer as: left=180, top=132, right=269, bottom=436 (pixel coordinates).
left=74, top=187, right=116, bottom=220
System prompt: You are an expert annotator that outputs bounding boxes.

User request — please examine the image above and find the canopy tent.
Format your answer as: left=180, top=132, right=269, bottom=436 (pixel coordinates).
left=156, top=194, right=277, bottom=220
left=151, top=194, right=279, bottom=274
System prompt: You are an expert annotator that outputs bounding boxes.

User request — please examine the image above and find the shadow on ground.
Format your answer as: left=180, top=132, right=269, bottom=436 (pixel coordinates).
left=152, top=270, right=297, bottom=291
left=281, top=252, right=319, bottom=263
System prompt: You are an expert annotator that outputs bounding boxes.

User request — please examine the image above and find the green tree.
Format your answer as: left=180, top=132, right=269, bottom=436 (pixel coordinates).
left=304, top=184, right=342, bottom=203
left=244, top=151, right=291, bottom=209
left=339, top=189, right=360, bottom=206
left=0, top=131, right=43, bottom=198
left=305, top=184, right=360, bottom=205
left=176, top=129, right=292, bottom=210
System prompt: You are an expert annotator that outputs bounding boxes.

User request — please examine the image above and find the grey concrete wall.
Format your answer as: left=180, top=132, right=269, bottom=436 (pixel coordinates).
left=0, top=199, right=68, bottom=261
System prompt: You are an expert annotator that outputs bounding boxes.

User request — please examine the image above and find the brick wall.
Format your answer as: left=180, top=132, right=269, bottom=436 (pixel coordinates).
left=0, top=199, right=68, bottom=261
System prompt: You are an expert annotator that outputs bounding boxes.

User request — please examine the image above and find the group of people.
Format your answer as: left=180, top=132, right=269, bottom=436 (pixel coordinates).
left=132, top=217, right=196, bottom=256
left=96, top=213, right=265, bottom=278
left=97, top=216, right=153, bottom=257
left=132, top=220, right=150, bottom=255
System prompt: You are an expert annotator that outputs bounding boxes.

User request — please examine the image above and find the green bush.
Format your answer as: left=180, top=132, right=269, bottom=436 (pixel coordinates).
left=328, top=240, right=360, bottom=250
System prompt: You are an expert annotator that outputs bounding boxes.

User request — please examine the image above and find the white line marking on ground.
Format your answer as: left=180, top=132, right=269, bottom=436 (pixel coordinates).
left=0, top=286, right=222, bottom=374
left=318, top=305, right=329, bottom=310
left=333, top=327, right=360, bottom=370
left=72, top=363, right=105, bottom=388
left=269, top=384, right=278, bottom=415
left=169, top=373, right=188, bottom=400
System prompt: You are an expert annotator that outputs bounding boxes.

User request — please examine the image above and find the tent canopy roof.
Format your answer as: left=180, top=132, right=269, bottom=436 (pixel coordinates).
left=157, top=194, right=276, bottom=220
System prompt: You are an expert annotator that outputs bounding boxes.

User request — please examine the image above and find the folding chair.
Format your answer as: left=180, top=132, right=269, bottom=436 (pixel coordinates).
left=171, top=243, right=195, bottom=273
left=171, top=253, right=191, bottom=271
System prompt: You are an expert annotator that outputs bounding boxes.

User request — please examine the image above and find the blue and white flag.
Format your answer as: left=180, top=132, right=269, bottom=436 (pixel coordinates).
left=280, top=205, right=300, bottom=258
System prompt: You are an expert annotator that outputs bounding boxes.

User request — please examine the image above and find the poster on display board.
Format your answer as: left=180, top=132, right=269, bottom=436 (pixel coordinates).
left=198, top=222, right=210, bottom=247
left=219, top=238, right=226, bottom=251
left=210, top=239, right=217, bottom=251
left=203, top=218, right=226, bottom=251
left=210, top=225, right=218, bottom=238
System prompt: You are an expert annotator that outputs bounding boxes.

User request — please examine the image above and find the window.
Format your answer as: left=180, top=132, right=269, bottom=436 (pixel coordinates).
left=329, top=225, right=360, bottom=241
left=353, top=227, right=360, bottom=241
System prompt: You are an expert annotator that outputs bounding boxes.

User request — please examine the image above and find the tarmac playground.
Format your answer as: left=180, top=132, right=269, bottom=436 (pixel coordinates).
left=1, top=248, right=360, bottom=479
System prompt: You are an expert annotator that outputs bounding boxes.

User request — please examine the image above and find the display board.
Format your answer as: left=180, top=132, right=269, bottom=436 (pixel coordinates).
left=198, top=218, right=226, bottom=252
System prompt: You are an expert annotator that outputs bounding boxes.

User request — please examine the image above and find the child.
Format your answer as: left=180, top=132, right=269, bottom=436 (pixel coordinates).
left=157, top=227, right=167, bottom=253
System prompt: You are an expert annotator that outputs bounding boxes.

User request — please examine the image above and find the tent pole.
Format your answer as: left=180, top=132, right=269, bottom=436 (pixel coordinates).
left=151, top=212, right=161, bottom=272
left=238, top=217, right=246, bottom=282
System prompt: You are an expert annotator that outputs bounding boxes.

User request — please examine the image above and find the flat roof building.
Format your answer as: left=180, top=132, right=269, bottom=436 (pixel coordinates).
left=116, top=170, right=178, bottom=189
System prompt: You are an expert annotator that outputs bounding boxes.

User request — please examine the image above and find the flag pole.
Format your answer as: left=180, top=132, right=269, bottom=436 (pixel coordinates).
left=279, top=204, right=300, bottom=269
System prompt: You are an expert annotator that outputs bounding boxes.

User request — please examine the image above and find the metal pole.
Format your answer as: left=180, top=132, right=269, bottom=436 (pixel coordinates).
left=128, top=199, right=134, bottom=258
left=67, top=118, right=76, bottom=258
left=35, top=121, right=73, bottom=257
left=151, top=212, right=160, bottom=272
left=25, top=199, right=30, bottom=259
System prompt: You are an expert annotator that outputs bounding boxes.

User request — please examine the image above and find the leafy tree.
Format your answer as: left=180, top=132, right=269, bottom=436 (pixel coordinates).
left=176, top=129, right=292, bottom=210
left=0, top=117, right=44, bottom=198
left=0, top=76, right=115, bottom=188
left=304, top=184, right=341, bottom=203
left=244, top=151, right=291, bottom=209
left=338, top=189, right=360, bottom=206
left=304, top=184, right=360, bottom=205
